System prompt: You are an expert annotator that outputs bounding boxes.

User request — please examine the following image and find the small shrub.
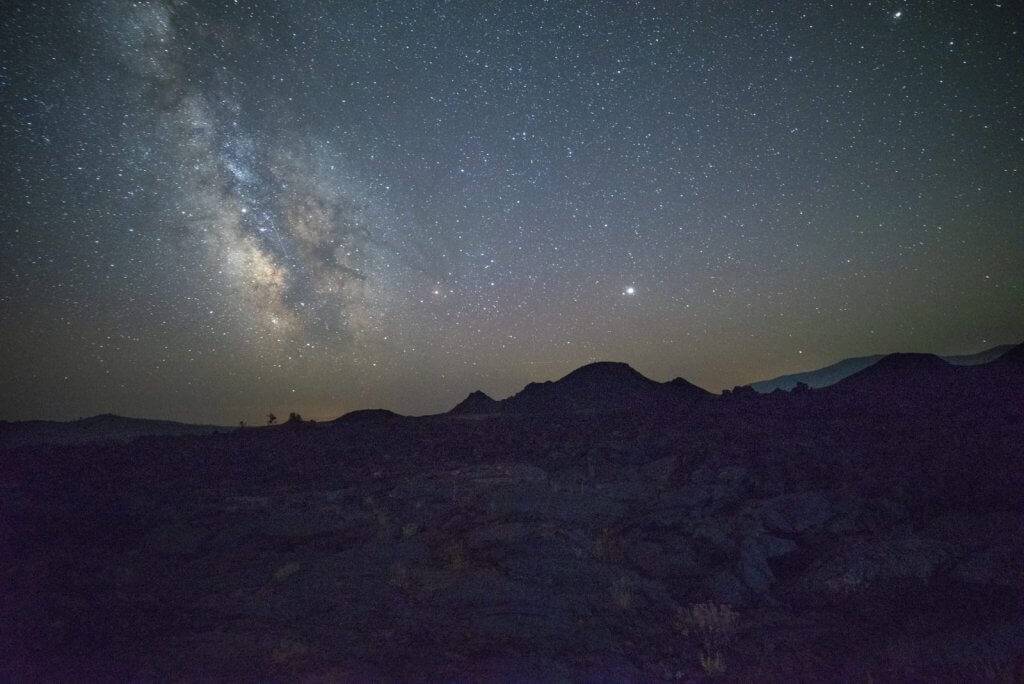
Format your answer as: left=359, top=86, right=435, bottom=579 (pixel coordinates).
left=594, top=526, right=625, bottom=561
left=389, top=562, right=413, bottom=592
left=271, top=638, right=309, bottom=664
left=700, top=651, right=725, bottom=676
left=611, top=576, right=634, bottom=610
left=444, top=540, right=466, bottom=571
left=273, top=562, right=301, bottom=581
left=676, top=602, right=739, bottom=676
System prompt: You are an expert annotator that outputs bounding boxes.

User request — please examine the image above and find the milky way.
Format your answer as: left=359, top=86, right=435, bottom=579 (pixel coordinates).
left=112, top=0, right=427, bottom=346
left=1, top=1, right=1021, bottom=423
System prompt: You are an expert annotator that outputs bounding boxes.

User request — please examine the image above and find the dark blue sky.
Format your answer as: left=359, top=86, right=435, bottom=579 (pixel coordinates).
left=1, top=0, right=1022, bottom=423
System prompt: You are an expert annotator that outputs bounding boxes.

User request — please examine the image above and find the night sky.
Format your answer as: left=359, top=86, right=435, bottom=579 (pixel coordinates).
left=1, top=1, right=1022, bottom=424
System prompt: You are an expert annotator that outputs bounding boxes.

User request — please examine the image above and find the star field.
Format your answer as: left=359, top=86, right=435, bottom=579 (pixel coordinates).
left=1, top=1, right=1022, bottom=423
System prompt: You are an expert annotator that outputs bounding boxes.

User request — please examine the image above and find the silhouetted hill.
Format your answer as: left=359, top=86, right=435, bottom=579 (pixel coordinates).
left=662, top=375, right=711, bottom=400
left=996, top=341, right=1024, bottom=364
left=505, top=361, right=659, bottom=413
left=448, top=361, right=711, bottom=414
left=824, top=352, right=960, bottom=400
left=0, top=413, right=228, bottom=449
left=943, top=343, right=1015, bottom=366
left=751, top=343, right=1013, bottom=393
left=449, top=390, right=500, bottom=415
left=330, top=408, right=403, bottom=425
left=814, top=347, right=1024, bottom=419
left=840, top=351, right=953, bottom=380
left=972, top=341, right=1024, bottom=395
left=751, top=355, right=884, bottom=392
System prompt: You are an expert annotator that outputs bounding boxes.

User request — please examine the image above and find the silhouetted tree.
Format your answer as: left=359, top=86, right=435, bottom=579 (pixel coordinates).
left=239, top=420, right=246, bottom=429
left=267, top=413, right=277, bottom=425
left=287, top=412, right=303, bottom=424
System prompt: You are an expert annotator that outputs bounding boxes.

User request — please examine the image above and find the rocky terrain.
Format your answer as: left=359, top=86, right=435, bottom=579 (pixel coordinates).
left=2, top=344, right=1023, bottom=680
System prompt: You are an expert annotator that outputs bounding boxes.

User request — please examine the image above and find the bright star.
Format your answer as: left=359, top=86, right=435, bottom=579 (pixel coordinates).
left=624, top=286, right=635, bottom=296
left=893, top=10, right=903, bottom=19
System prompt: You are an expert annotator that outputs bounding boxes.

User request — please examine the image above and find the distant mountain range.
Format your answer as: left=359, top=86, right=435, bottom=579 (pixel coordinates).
left=823, top=343, right=1024, bottom=404
left=0, top=413, right=228, bottom=449
left=3, top=342, right=1020, bottom=447
left=447, top=342, right=1022, bottom=415
left=749, top=343, right=1014, bottom=393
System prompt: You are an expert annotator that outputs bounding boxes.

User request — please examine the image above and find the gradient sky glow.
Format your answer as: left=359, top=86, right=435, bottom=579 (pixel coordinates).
left=1, top=1, right=1022, bottom=423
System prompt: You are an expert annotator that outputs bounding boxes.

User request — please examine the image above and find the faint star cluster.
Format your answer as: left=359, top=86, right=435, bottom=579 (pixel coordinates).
left=0, top=0, right=1021, bottom=423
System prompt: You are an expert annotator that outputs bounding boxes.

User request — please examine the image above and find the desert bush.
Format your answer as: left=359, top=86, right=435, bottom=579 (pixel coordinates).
left=700, top=651, right=725, bottom=676
left=594, top=526, right=625, bottom=561
left=676, top=602, right=739, bottom=676
left=611, top=576, right=634, bottom=610
left=271, top=638, right=309, bottom=664
left=444, top=540, right=466, bottom=571
left=389, top=562, right=413, bottom=592
left=273, top=562, right=301, bottom=581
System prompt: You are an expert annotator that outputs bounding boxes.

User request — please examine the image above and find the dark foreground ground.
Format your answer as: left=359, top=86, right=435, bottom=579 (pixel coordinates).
left=3, top=348, right=1024, bottom=681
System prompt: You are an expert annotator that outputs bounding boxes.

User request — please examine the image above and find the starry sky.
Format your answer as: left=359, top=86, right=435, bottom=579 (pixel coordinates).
left=1, top=1, right=1022, bottom=424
